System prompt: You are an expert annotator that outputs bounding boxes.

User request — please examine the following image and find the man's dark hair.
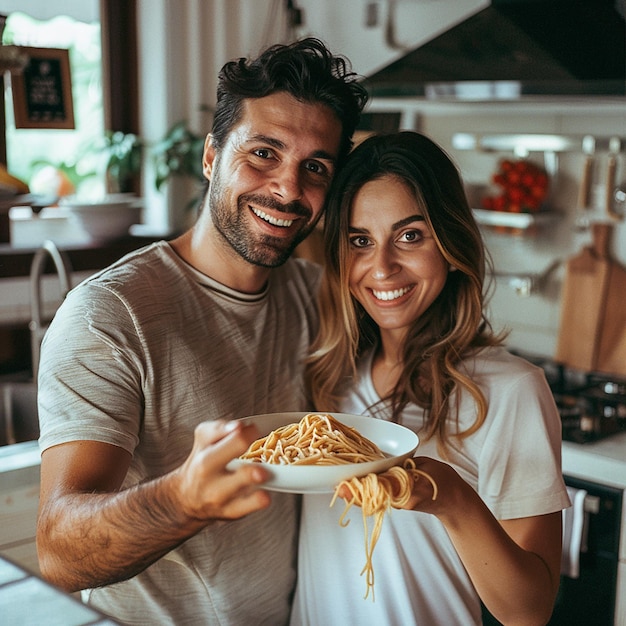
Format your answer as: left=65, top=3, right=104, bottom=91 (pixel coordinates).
left=211, top=38, right=368, bottom=164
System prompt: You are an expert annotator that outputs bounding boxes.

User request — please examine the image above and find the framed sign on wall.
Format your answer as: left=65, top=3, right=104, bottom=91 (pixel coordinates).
left=11, top=46, right=75, bottom=129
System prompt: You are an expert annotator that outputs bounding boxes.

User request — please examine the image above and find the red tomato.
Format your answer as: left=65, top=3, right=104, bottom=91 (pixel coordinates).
left=492, top=195, right=506, bottom=211
left=530, top=185, right=547, bottom=199
left=506, top=171, right=522, bottom=185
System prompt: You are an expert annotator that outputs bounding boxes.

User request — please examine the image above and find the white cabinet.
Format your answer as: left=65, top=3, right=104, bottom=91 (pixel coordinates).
left=295, top=0, right=488, bottom=76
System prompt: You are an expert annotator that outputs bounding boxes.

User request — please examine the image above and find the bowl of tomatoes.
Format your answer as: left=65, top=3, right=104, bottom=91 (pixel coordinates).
left=480, top=159, right=549, bottom=214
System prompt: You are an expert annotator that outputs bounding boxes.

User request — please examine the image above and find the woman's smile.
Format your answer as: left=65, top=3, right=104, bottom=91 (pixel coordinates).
left=370, top=284, right=414, bottom=302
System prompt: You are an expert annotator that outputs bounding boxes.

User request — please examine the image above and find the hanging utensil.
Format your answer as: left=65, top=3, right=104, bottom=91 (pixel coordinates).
left=574, top=135, right=595, bottom=231
left=556, top=222, right=626, bottom=377
left=604, top=137, right=623, bottom=221
left=556, top=222, right=612, bottom=372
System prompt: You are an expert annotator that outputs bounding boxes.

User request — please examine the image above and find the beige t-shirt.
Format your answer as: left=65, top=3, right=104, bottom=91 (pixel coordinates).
left=38, top=241, right=321, bottom=626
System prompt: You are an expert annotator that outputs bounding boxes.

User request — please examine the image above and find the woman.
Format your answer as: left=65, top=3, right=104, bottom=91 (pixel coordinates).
left=291, top=132, right=569, bottom=626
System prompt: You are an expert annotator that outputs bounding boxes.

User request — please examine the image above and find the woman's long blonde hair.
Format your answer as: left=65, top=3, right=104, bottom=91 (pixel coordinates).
left=306, top=131, right=506, bottom=451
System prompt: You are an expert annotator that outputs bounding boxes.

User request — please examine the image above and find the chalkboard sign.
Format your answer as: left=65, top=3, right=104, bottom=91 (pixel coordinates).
left=11, top=46, right=75, bottom=129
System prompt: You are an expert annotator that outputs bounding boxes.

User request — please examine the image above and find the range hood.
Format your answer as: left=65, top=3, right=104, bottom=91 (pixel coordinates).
left=363, top=0, right=626, bottom=100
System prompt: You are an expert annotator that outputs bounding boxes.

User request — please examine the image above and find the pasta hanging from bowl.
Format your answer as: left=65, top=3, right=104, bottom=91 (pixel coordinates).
left=332, top=459, right=438, bottom=600
left=239, top=412, right=437, bottom=600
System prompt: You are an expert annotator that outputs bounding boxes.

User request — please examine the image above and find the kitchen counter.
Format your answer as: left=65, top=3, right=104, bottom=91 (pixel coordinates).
left=562, top=431, right=626, bottom=490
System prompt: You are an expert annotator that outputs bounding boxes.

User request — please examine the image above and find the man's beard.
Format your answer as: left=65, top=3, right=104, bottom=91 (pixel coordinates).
left=209, top=173, right=317, bottom=268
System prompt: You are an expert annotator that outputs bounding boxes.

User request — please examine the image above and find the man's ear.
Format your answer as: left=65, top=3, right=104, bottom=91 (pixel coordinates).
left=202, top=134, right=216, bottom=180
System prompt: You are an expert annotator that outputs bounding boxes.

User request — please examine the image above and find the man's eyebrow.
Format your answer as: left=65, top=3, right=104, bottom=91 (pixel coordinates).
left=248, top=134, right=337, bottom=162
left=349, top=214, right=424, bottom=233
left=249, top=134, right=285, bottom=150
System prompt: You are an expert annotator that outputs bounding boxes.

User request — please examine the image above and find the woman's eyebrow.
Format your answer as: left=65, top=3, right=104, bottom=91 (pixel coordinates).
left=349, top=215, right=424, bottom=233
left=392, top=215, right=425, bottom=230
left=348, top=215, right=424, bottom=234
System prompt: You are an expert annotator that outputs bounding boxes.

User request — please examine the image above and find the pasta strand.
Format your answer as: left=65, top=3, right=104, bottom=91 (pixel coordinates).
left=331, top=458, right=438, bottom=600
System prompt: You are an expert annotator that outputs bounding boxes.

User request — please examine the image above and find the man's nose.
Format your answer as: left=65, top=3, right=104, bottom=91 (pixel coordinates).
left=270, top=163, right=303, bottom=203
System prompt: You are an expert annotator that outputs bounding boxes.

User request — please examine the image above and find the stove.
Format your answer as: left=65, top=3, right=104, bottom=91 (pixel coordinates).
left=510, top=351, right=626, bottom=444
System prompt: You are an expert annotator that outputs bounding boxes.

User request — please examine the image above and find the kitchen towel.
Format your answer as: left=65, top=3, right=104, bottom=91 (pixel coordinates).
left=560, top=486, right=588, bottom=579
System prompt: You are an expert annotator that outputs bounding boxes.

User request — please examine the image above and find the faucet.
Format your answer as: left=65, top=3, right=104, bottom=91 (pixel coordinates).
left=29, top=240, right=72, bottom=380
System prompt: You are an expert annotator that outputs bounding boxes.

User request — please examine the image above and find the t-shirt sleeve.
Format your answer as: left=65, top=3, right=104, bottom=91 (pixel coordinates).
left=476, top=368, right=570, bottom=519
left=37, top=282, right=143, bottom=454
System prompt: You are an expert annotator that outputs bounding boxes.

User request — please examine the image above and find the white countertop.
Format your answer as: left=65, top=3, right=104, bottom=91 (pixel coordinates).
left=562, top=431, right=626, bottom=490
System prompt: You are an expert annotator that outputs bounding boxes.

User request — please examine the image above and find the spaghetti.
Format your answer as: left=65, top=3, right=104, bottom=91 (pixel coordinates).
left=331, top=459, right=438, bottom=600
left=239, top=413, right=385, bottom=465
left=239, top=413, right=438, bottom=601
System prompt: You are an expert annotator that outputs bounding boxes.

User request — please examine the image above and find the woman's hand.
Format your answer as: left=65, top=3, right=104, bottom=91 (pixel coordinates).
left=401, top=455, right=461, bottom=513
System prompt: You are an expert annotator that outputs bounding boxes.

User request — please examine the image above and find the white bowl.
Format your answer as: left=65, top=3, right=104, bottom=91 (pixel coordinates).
left=61, top=196, right=142, bottom=241
left=228, top=412, right=419, bottom=493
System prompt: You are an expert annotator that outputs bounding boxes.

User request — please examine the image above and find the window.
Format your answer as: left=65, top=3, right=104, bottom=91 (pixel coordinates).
left=3, top=9, right=105, bottom=198
left=1, top=1, right=138, bottom=200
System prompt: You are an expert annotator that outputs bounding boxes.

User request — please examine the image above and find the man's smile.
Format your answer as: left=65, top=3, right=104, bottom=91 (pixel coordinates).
left=251, top=206, right=294, bottom=228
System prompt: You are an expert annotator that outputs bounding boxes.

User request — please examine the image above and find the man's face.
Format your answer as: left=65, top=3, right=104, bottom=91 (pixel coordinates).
left=204, top=92, right=343, bottom=267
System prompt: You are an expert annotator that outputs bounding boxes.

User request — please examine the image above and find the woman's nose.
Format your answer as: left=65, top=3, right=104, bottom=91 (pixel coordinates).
left=371, top=247, right=399, bottom=280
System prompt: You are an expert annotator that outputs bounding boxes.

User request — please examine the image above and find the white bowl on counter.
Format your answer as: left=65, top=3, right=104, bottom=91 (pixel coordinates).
left=60, top=194, right=142, bottom=241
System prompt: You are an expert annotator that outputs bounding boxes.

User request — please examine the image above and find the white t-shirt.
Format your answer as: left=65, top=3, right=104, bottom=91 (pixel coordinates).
left=38, top=241, right=322, bottom=626
left=291, top=346, right=570, bottom=626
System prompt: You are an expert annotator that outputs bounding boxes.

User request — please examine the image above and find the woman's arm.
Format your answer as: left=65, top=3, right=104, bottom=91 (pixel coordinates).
left=37, top=420, right=271, bottom=592
left=408, top=457, right=562, bottom=626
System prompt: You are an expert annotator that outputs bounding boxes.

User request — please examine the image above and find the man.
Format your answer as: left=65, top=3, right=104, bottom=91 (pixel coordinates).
left=36, top=38, right=367, bottom=625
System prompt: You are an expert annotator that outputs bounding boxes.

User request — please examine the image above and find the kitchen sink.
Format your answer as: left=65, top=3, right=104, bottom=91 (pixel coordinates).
left=0, top=382, right=39, bottom=446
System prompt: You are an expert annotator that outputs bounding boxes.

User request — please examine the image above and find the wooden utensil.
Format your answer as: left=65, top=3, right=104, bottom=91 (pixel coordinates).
left=555, top=222, right=614, bottom=372
left=595, top=248, right=626, bottom=377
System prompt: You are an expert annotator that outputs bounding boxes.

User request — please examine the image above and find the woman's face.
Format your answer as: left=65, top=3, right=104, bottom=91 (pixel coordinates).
left=348, top=174, right=450, bottom=344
